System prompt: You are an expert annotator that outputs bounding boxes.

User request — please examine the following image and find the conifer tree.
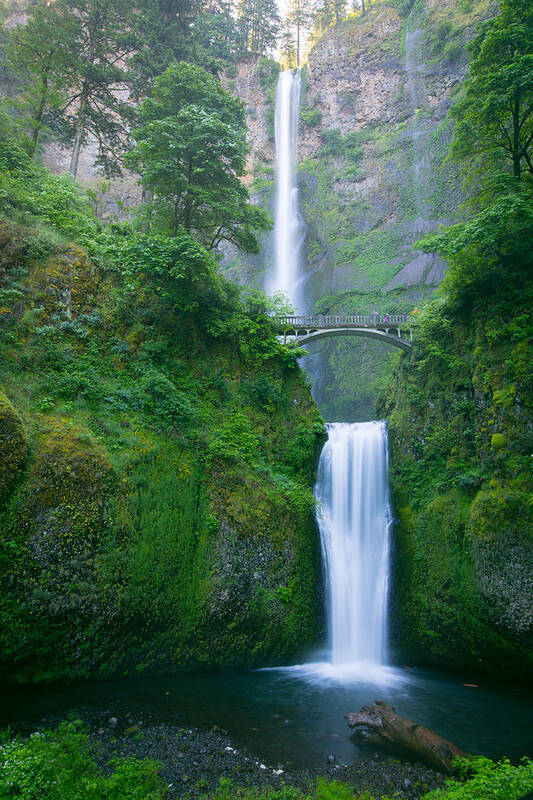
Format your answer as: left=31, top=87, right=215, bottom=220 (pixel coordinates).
left=237, top=0, right=280, bottom=58
left=4, top=0, right=78, bottom=156
left=279, top=22, right=297, bottom=69
left=286, top=0, right=311, bottom=66
left=62, top=0, right=139, bottom=177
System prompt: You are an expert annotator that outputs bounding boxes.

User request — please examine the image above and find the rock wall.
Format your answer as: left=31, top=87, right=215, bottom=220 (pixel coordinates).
left=228, top=0, right=488, bottom=420
left=0, top=217, right=324, bottom=684
left=383, top=301, right=533, bottom=677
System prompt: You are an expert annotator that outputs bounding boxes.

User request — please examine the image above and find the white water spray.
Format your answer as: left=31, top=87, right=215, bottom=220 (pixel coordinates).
left=315, top=422, right=392, bottom=666
left=264, top=67, right=395, bottom=686
left=267, top=69, right=304, bottom=311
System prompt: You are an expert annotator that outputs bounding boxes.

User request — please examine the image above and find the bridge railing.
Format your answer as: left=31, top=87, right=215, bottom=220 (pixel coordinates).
left=273, top=313, right=411, bottom=329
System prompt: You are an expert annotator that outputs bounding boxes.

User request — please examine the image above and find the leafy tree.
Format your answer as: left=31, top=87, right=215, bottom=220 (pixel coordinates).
left=420, top=189, right=533, bottom=314
left=3, top=0, right=78, bottom=156
left=451, top=0, right=533, bottom=180
left=237, top=0, right=280, bottom=58
left=127, top=62, right=270, bottom=251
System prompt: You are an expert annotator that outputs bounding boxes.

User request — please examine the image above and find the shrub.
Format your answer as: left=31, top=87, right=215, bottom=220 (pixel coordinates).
left=141, top=370, right=196, bottom=428
left=424, top=756, right=533, bottom=799
left=301, top=107, right=322, bottom=128
left=0, top=720, right=165, bottom=800
left=241, top=375, right=281, bottom=411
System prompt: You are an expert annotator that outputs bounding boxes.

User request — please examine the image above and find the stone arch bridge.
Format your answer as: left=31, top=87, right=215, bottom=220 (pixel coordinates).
left=274, top=314, right=413, bottom=352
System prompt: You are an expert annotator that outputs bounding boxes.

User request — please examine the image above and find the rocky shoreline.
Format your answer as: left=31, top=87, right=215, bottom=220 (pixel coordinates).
left=83, top=713, right=447, bottom=798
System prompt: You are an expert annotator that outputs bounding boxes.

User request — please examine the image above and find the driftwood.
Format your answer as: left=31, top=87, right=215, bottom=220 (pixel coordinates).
left=345, top=700, right=471, bottom=774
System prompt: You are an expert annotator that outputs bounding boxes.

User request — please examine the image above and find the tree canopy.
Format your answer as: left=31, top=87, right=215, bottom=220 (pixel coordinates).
left=451, top=0, right=533, bottom=180
left=127, top=62, right=270, bottom=251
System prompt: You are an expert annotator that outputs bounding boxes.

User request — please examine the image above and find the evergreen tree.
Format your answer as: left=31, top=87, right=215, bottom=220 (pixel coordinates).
left=4, top=1, right=79, bottom=156
left=279, top=22, right=297, bottom=69
left=130, top=0, right=197, bottom=93
left=191, top=0, right=246, bottom=72
left=62, top=0, right=139, bottom=177
left=237, top=0, right=280, bottom=58
left=127, top=62, right=270, bottom=251
left=311, top=0, right=346, bottom=32
left=286, top=0, right=311, bottom=66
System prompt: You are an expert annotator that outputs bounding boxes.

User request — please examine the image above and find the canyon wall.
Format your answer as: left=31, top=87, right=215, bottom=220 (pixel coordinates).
left=228, top=0, right=488, bottom=419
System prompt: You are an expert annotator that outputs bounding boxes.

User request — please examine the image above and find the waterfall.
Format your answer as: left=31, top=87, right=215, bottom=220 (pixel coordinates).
left=263, top=66, right=395, bottom=685
left=267, top=69, right=304, bottom=311
left=315, top=422, right=391, bottom=666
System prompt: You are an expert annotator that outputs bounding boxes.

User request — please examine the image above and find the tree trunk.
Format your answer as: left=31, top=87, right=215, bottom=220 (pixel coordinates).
left=29, top=75, right=48, bottom=158
left=345, top=701, right=471, bottom=774
left=361, top=0, right=366, bottom=18
left=512, top=100, right=521, bottom=179
left=70, top=92, right=87, bottom=177
left=141, top=185, right=153, bottom=232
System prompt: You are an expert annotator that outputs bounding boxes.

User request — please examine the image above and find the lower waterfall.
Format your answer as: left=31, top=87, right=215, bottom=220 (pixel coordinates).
left=315, top=422, right=392, bottom=667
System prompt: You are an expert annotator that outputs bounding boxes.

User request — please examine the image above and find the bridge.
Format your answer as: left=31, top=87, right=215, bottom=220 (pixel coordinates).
left=274, top=314, right=413, bottom=352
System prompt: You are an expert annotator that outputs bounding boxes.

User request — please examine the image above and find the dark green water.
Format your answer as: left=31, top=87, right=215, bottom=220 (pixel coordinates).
left=2, top=663, right=532, bottom=768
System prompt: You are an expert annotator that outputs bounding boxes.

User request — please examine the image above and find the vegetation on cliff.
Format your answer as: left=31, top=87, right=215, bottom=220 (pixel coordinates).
left=384, top=0, right=533, bottom=675
left=0, top=88, right=324, bottom=683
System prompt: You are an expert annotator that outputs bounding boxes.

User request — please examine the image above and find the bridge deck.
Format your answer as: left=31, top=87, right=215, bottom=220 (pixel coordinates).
left=274, top=314, right=410, bottom=330
left=273, top=314, right=413, bottom=351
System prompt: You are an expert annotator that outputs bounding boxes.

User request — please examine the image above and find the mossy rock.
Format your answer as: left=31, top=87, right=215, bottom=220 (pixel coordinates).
left=29, top=418, right=113, bottom=517
left=491, top=432, right=506, bottom=451
left=0, top=388, right=27, bottom=500
left=28, top=246, right=100, bottom=318
left=468, top=487, right=533, bottom=544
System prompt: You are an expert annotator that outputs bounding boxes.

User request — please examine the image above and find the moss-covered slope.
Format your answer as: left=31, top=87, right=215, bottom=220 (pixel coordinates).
left=0, top=218, right=325, bottom=684
left=383, top=298, right=533, bottom=676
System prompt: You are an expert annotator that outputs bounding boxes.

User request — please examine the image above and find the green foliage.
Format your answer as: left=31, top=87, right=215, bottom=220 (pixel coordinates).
left=199, top=777, right=377, bottom=799
left=241, top=375, right=282, bottom=412
left=450, top=0, right=533, bottom=180
left=320, top=129, right=364, bottom=164
left=420, top=189, right=533, bottom=314
left=209, top=411, right=261, bottom=464
left=237, top=0, right=280, bottom=57
left=424, top=756, right=533, bottom=800
left=0, top=720, right=165, bottom=800
left=255, top=57, right=281, bottom=91
left=0, top=388, right=27, bottom=500
left=301, top=107, right=323, bottom=128
left=430, top=21, right=463, bottom=63
left=128, top=62, right=270, bottom=251
left=109, top=230, right=226, bottom=321
left=0, top=78, right=324, bottom=684
left=4, top=0, right=79, bottom=156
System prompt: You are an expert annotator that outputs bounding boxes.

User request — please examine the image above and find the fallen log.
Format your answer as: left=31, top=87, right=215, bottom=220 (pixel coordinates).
left=345, top=700, right=471, bottom=774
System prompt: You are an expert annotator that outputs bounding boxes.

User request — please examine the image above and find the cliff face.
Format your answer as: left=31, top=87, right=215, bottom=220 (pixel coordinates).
left=383, top=297, right=533, bottom=677
left=229, top=0, right=487, bottom=419
left=0, top=217, right=324, bottom=684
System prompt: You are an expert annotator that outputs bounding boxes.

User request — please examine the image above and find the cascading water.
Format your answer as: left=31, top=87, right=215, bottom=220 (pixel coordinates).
left=266, top=68, right=394, bottom=683
left=267, top=69, right=304, bottom=311
left=315, top=422, right=392, bottom=667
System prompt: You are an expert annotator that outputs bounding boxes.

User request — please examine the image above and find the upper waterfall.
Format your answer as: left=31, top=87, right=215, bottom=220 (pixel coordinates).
left=315, top=422, right=392, bottom=666
left=267, top=69, right=304, bottom=312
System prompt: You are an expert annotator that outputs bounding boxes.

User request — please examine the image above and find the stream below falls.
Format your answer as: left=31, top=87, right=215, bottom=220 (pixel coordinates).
left=1, top=668, right=533, bottom=768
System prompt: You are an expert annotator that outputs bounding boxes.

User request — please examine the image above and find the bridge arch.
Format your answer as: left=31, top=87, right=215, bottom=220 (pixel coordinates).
left=275, top=314, right=413, bottom=353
